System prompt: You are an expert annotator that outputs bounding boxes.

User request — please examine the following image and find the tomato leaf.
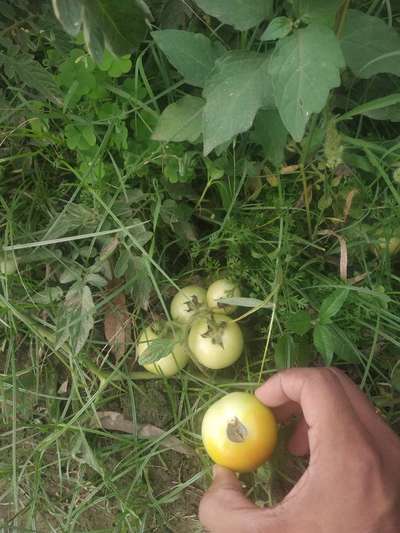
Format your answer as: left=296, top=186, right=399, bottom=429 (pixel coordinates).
left=202, top=51, right=273, bottom=155
left=152, top=30, right=225, bottom=88
left=341, top=10, right=400, bottom=79
left=138, top=337, right=176, bottom=365
left=192, top=0, right=273, bottom=31
left=152, top=95, right=204, bottom=143
left=313, top=323, right=335, bottom=365
left=56, top=284, right=95, bottom=354
left=270, top=24, right=344, bottom=141
left=319, top=288, right=349, bottom=325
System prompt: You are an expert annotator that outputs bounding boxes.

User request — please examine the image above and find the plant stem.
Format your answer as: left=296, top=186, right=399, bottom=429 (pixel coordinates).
left=335, top=0, right=351, bottom=37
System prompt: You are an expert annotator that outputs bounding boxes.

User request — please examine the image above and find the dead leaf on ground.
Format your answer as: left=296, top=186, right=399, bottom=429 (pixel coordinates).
left=104, top=290, right=131, bottom=360
left=58, top=379, right=69, bottom=394
left=94, top=411, right=194, bottom=456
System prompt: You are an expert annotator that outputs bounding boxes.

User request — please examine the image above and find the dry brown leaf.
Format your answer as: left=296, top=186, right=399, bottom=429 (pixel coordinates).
left=319, top=230, right=348, bottom=282
left=57, top=379, right=69, bottom=394
left=343, top=188, right=359, bottom=223
left=104, top=291, right=131, bottom=360
left=281, top=164, right=300, bottom=175
left=94, top=411, right=193, bottom=456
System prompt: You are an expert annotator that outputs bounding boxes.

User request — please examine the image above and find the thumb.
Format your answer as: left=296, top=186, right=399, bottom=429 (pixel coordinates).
left=199, top=465, right=282, bottom=533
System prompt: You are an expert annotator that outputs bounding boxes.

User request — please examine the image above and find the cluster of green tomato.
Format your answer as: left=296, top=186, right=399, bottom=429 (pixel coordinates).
left=136, top=279, right=244, bottom=377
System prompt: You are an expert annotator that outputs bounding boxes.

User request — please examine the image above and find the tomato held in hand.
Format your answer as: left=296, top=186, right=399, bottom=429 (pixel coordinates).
left=188, top=314, right=243, bottom=369
left=170, top=285, right=207, bottom=324
left=202, top=392, right=278, bottom=472
left=206, top=278, right=241, bottom=314
left=137, top=324, right=189, bottom=377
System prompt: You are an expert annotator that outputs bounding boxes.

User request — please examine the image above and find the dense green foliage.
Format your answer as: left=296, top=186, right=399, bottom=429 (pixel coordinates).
left=1, top=0, right=400, bottom=531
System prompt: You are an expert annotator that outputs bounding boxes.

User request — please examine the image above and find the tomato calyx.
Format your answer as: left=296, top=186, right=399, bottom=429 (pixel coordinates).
left=226, top=416, right=248, bottom=443
left=200, top=316, right=228, bottom=348
left=183, top=294, right=202, bottom=313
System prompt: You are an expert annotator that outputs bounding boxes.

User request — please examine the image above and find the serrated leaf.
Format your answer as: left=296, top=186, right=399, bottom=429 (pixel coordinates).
left=193, top=0, right=273, bottom=31
left=331, top=325, right=360, bottom=363
left=0, top=53, right=61, bottom=103
left=152, top=30, right=224, bottom=88
left=341, top=10, right=400, bottom=79
left=152, top=95, right=204, bottom=143
left=275, top=334, right=295, bottom=369
left=319, top=288, right=349, bottom=324
left=251, top=109, right=288, bottom=166
left=52, top=0, right=82, bottom=36
left=202, top=51, right=273, bottom=155
left=289, top=0, right=341, bottom=27
left=139, top=337, right=176, bottom=365
left=287, top=310, right=312, bottom=335
left=56, top=284, right=95, bottom=354
left=313, top=323, right=335, bottom=365
left=261, top=17, right=292, bottom=41
left=270, top=24, right=344, bottom=141
left=82, top=0, right=152, bottom=58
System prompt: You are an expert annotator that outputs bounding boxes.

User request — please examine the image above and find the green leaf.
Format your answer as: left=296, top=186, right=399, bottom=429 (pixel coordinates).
left=202, top=51, right=272, bottom=155
left=152, top=30, right=225, bottom=88
left=339, top=93, right=400, bottom=122
left=261, top=17, right=292, bottom=41
left=56, top=284, right=95, bottom=354
left=152, top=95, right=204, bottom=143
left=82, top=0, right=152, bottom=57
left=138, top=337, right=176, bottom=365
left=331, top=325, right=360, bottom=364
left=275, top=334, right=295, bottom=369
left=341, top=10, right=400, bottom=79
left=217, top=297, right=273, bottom=309
left=52, top=0, right=82, bottom=36
left=82, top=7, right=105, bottom=63
left=319, top=288, right=349, bottom=324
left=193, top=0, right=273, bottom=31
left=251, top=109, right=288, bottom=166
left=270, top=24, right=344, bottom=141
left=287, top=310, right=312, bottom=335
left=313, top=323, right=335, bottom=365
left=289, top=0, right=341, bottom=27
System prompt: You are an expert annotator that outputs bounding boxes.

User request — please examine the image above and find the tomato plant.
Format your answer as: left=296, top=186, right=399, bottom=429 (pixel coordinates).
left=202, top=392, right=278, bottom=472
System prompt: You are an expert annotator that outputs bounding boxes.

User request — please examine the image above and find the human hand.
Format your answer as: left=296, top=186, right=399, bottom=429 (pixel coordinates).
left=199, top=368, right=400, bottom=533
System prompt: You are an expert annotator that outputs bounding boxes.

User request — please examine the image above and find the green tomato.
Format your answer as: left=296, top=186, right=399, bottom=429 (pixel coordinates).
left=0, top=255, right=17, bottom=275
left=188, top=314, right=244, bottom=369
left=170, top=285, right=207, bottom=324
left=207, top=279, right=241, bottom=314
left=372, top=237, right=400, bottom=257
left=137, top=325, right=189, bottom=377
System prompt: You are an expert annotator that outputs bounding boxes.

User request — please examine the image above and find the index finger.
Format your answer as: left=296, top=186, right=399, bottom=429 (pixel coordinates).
left=255, top=368, right=361, bottom=454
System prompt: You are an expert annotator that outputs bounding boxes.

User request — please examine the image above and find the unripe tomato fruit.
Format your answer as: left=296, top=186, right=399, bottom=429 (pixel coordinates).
left=202, top=392, right=278, bottom=472
left=0, top=255, right=17, bottom=275
left=188, top=314, right=243, bottom=369
left=206, top=278, right=241, bottom=314
left=170, top=285, right=207, bottom=324
left=137, top=325, right=189, bottom=377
